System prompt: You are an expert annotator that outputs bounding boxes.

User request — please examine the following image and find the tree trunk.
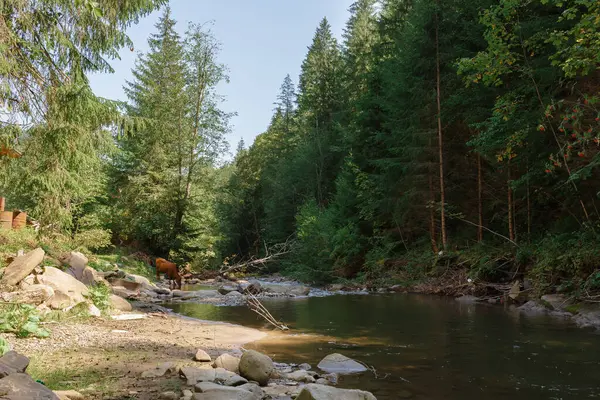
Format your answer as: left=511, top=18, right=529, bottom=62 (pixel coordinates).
left=508, top=165, right=515, bottom=242
left=429, top=164, right=439, bottom=253
left=435, top=6, right=447, bottom=249
left=477, top=153, right=483, bottom=242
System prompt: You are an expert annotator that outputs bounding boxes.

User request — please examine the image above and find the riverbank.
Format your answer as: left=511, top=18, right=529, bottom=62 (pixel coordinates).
left=1, top=312, right=266, bottom=399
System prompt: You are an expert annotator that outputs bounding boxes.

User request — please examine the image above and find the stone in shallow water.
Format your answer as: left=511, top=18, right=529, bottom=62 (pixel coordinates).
left=316, top=353, right=367, bottom=374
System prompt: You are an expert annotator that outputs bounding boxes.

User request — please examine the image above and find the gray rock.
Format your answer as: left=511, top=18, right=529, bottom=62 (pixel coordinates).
left=573, top=309, right=600, bottom=330
left=237, top=383, right=263, bottom=397
left=223, top=374, right=248, bottom=387
left=36, top=267, right=89, bottom=308
left=286, top=370, right=315, bottom=383
left=518, top=301, right=548, bottom=315
left=0, top=248, right=45, bottom=288
left=298, top=363, right=311, bottom=371
left=455, top=295, right=479, bottom=304
left=296, top=384, right=377, bottom=400
left=239, top=350, right=274, bottom=386
left=541, top=294, right=572, bottom=311
left=213, top=353, right=241, bottom=373
left=54, top=390, right=85, bottom=400
left=180, top=367, right=218, bottom=386
left=110, top=294, right=132, bottom=311
left=1, top=285, right=54, bottom=306
left=218, top=285, right=238, bottom=295
left=195, top=349, right=212, bottom=362
left=153, top=287, right=171, bottom=295
left=0, top=373, right=60, bottom=399
left=226, top=290, right=243, bottom=297
left=315, top=378, right=329, bottom=385
left=182, top=389, right=194, bottom=400
left=238, top=281, right=262, bottom=295
left=63, top=252, right=90, bottom=284
left=159, top=391, right=179, bottom=400
left=317, top=354, right=367, bottom=374
left=87, top=303, right=101, bottom=317
left=140, top=362, right=175, bottom=378
left=193, top=382, right=260, bottom=400
left=322, top=373, right=338, bottom=385
left=0, top=351, right=29, bottom=378
left=111, top=286, right=139, bottom=299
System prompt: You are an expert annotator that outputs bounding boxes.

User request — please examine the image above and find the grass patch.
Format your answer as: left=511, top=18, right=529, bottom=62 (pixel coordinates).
left=27, top=364, right=115, bottom=394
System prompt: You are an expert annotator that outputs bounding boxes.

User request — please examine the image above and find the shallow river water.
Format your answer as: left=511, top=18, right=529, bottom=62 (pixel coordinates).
left=167, top=293, right=600, bottom=400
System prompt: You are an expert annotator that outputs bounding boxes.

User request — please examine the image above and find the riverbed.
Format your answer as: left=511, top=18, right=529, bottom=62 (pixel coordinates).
left=167, top=292, right=600, bottom=400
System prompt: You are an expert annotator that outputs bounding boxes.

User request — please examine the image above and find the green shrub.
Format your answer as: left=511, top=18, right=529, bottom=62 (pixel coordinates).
left=0, top=304, right=50, bottom=338
left=87, top=283, right=112, bottom=312
left=0, top=337, right=10, bottom=355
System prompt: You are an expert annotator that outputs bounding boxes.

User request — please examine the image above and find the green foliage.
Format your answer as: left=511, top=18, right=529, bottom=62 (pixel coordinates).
left=0, top=337, right=10, bottom=356
left=87, top=283, right=112, bottom=312
left=0, top=304, right=50, bottom=338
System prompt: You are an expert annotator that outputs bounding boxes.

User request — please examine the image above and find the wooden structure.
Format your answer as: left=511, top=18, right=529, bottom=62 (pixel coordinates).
left=0, top=197, right=27, bottom=231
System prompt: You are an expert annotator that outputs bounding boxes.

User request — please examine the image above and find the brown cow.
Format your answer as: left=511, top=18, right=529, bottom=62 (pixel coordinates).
left=155, top=258, right=182, bottom=290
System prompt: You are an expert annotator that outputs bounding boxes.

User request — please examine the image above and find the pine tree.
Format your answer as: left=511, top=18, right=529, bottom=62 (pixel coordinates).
left=275, top=74, right=297, bottom=134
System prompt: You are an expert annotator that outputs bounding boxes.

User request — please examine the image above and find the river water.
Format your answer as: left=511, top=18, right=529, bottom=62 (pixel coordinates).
left=167, top=293, right=600, bottom=400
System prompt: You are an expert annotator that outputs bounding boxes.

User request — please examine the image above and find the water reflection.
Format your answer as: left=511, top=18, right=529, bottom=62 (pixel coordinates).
left=167, top=294, right=600, bottom=400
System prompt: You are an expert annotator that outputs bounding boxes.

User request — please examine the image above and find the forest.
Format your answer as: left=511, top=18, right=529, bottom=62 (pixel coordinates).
left=1, top=0, right=600, bottom=296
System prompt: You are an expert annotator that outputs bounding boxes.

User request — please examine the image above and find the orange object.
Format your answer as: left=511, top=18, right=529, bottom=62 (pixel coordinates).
left=12, top=211, right=26, bottom=230
left=0, top=211, right=13, bottom=230
left=0, top=197, right=4, bottom=212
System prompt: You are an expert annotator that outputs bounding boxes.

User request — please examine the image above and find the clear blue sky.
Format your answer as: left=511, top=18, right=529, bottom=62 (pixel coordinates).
left=89, top=0, right=354, bottom=157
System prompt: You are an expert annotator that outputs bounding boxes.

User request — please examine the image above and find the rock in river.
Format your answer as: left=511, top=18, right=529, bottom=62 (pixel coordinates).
left=317, top=353, right=367, bottom=374
left=296, top=384, right=377, bottom=400
left=239, top=350, right=274, bottom=386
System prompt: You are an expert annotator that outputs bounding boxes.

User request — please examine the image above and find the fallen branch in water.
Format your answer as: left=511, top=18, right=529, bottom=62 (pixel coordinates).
left=220, top=238, right=294, bottom=276
left=246, top=293, right=289, bottom=331
left=355, top=359, right=394, bottom=381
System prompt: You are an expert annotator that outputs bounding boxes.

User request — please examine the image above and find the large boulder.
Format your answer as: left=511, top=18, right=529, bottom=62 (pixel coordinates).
left=237, top=281, right=262, bottom=295
left=541, top=294, right=572, bottom=311
left=36, top=267, right=89, bottom=309
left=110, top=294, right=132, bottom=311
left=296, top=384, right=377, bottom=400
left=63, top=252, right=88, bottom=281
left=0, top=351, right=29, bottom=378
left=213, top=354, right=241, bottom=373
left=1, top=285, right=54, bottom=306
left=0, top=248, right=45, bottom=288
left=238, top=350, right=274, bottom=386
left=0, top=373, right=60, bottom=399
left=317, top=354, right=367, bottom=374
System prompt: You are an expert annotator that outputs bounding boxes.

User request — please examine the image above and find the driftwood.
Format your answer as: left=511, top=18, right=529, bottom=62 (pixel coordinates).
left=220, top=239, right=294, bottom=276
left=246, top=292, right=288, bottom=331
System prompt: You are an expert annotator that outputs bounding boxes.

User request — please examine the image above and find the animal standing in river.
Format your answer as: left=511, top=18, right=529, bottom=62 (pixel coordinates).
left=155, top=258, right=182, bottom=290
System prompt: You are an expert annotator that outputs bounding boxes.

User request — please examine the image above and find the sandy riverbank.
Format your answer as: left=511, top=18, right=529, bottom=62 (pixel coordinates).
left=1, top=311, right=266, bottom=399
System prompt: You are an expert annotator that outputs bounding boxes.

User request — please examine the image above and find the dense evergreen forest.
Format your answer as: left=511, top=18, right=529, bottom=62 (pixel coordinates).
left=1, top=0, right=600, bottom=295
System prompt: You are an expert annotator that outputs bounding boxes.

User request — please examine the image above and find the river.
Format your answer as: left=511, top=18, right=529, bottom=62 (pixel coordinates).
left=167, top=292, right=600, bottom=400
